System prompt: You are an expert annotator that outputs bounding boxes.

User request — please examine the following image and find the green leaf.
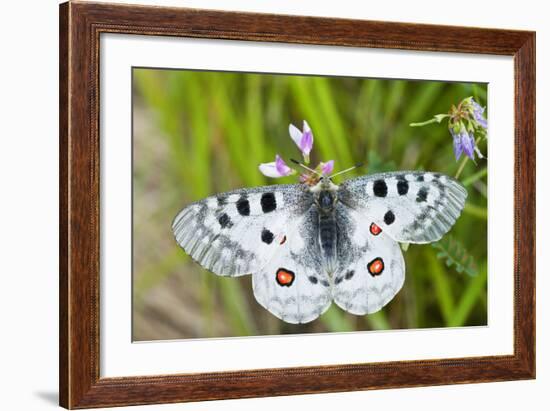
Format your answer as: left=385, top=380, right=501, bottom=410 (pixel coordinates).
left=432, top=235, right=479, bottom=277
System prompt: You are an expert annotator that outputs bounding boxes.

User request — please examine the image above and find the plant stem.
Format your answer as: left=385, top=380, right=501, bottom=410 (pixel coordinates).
left=454, top=156, right=469, bottom=179
left=409, top=118, right=438, bottom=127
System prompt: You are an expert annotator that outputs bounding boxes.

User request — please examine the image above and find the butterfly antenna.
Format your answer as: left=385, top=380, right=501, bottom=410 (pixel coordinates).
left=290, top=159, right=322, bottom=176
left=329, top=163, right=365, bottom=178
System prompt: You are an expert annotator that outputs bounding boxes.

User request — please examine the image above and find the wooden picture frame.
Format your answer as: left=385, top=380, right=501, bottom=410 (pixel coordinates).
left=59, top=1, right=535, bottom=408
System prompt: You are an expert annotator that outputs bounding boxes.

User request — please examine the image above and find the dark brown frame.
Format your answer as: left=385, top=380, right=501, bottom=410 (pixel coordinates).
left=59, top=1, right=536, bottom=408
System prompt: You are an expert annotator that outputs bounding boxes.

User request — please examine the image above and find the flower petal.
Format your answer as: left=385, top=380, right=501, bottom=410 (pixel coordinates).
left=472, top=101, right=488, bottom=129
left=321, top=160, right=334, bottom=175
left=452, top=133, right=463, bottom=161
left=288, top=124, right=303, bottom=148
left=474, top=145, right=485, bottom=159
left=258, top=161, right=282, bottom=178
left=300, top=127, right=313, bottom=155
left=461, top=131, right=475, bottom=160
left=259, top=155, right=294, bottom=178
left=275, top=155, right=293, bottom=176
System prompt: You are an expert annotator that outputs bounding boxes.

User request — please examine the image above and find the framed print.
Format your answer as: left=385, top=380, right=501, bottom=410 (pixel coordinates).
left=59, top=1, right=535, bottom=409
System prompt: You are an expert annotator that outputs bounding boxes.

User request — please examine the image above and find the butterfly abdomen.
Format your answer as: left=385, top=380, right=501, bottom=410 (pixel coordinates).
left=314, top=190, right=339, bottom=273
left=318, top=213, right=337, bottom=274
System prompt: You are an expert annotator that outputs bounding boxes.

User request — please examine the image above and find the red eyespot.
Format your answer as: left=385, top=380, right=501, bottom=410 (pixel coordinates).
left=367, top=258, right=384, bottom=276
left=370, top=223, right=382, bottom=236
left=276, top=268, right=295, bottom=286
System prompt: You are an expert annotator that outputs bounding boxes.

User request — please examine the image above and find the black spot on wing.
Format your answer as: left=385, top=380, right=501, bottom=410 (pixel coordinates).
left=416, top=175, right=425, bottom=182
left=216, top=195, right=227, bottom=207
left=384, top=210, right=395, bottom=225
left=308, top=276, right=318, bottom=284
left=416, top=187, right=429, bottom=203
left=334, top=276, right=343, bottom=285
left=218, top=213, right=232, bottom=228
left=261, top=192, right=277, bottom=213
left=397, top=177, right=409, bottom=195
left=345, top=270, right=355, bottom=280
left=236, top=196, right=250, bottom=216
left=373, top=179, right=388, bottom=197
left=261, top=228, right=274, bottom=244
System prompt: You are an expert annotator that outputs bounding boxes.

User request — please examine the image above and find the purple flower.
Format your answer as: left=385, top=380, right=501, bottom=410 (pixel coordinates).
left=259, top=154, right=295, bottom=178
left=471, top=100, right=488, bottom=129
left=289, top=120, right=314, bottom=163
left=320, top=160, right=334, bottom=175
left=452, top=128, right=476, bottom=161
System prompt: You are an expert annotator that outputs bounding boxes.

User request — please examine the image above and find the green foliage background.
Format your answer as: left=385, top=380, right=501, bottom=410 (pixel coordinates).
left=132, top=68, right=488, bottom=341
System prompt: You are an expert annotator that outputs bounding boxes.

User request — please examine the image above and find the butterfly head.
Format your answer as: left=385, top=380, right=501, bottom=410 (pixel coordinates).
left=310, top=176, right=339, bottom=213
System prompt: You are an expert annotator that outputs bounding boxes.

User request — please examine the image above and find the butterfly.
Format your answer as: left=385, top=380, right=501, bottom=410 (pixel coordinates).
left=172, top=170, right=467, bottom=324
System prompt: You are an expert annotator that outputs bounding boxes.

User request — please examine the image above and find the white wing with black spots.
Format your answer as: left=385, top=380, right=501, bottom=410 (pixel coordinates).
left=339, top=171, right=467, bottom=243
left=332, top=204, right=405, bottom=314
left=172, top=184, right=313, bottom=277
left=252, top=206, right=332, bottom=324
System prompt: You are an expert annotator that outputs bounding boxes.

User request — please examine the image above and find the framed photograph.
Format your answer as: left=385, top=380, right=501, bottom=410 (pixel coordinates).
left=59, top=2, right=535, bottom=408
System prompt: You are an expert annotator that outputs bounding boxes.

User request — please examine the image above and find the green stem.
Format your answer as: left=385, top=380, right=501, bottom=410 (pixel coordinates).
left=454, top=156, right=469, bottom=179
left=409, top=118, right=438, bottom=127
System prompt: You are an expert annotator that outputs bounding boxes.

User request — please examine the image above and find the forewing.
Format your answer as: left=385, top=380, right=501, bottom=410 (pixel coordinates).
left=172, top=183, right=313, bottom=277
left=252, top=206, right=332, bottom=324
left=339, top=171, right=467, bottom=243
left=333, top=204, right=405, bottom=314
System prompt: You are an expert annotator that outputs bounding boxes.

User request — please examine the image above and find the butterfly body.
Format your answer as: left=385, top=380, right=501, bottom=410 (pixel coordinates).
left=312, top=178, right=339, bottom=274
left=173, top=171, right=467, bottom=324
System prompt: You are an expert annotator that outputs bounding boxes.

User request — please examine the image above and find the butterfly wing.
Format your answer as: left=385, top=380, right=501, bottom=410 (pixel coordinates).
left=252, top=206, right=332, bottom=324
left=172, top=183, right=313, bottom=277
left=332, top=204, right=405, bottom=314
left=338, top=171, right=467, bottom=243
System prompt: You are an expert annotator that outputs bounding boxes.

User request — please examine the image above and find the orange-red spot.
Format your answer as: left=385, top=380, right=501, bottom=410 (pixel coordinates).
left=276, top=268, right=295, bottom=286
left=367, top=258, right=384, bottom=276
left=279, top=235, right=287, bottom=245
left=370, top=222, right=382, bottom=236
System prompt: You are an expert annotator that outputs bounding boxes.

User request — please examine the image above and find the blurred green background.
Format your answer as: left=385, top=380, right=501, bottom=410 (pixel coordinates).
left=132, top=68, right=488, bottom=341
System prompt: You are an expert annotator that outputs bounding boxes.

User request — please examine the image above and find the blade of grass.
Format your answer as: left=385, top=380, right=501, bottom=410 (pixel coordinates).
left=288, top=77, right=332, bottom=162
left=320, top=306, right=355, bottom=332
left=134, top=70, right=189, bottom=185
left=245, top=75, right=266, bottom=166
left=463, top=202, right=488, bottom=219
left=218, top=280, right=258, bottom=335
left=366, top=311, right=390, bottom=330
left=312, top=77, right=354, bottom=166
left=209, top=74, right=257, bottom=185
left=359, top=80, right=383, bottom=157
left=179, top=73, right=211, bottom=198
left=426, top=252, right=455, bottom=325
left=449, top=263, right=487, bottom=327
left=134, top=249, right=186, bottom=300
left=462, top=167, right=487, bottom=187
